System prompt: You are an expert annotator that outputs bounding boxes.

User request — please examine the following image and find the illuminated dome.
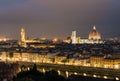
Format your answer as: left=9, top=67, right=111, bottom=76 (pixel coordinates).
left=89, top=25, right=101, bottom=40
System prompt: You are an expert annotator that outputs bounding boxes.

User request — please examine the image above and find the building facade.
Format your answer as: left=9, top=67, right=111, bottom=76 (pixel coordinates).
left=66, top=25, right=103, bottom=44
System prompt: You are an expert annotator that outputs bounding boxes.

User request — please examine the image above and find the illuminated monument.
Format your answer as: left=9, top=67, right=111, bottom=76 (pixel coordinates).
left=21, top=27, right=26, bottom=42
left=89, top=25, right=101, bottom=40
left=65, top=25, right=103, bottom=44
left=20, top=26, right=40, bottom=47
left=71, top=31, right=77, bottom=44
left=88, top=25, right=102, bottom=44
left=20, top=27, right=27, bottom=47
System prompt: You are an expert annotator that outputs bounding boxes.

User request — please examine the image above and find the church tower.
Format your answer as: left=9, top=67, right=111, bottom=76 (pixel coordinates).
left=21, top=27, right=26, bottom=42
left=71, top=31, right=77, bottom=44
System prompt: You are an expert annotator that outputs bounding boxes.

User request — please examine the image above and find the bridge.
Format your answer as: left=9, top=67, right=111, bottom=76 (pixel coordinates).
left=16, top=62, right=120, bottom=80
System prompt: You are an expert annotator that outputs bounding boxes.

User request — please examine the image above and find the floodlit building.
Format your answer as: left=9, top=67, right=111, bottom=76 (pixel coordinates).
left=90, top=54, right=120, bottom=69
left=88, top=25, right=103, bottom=44
left=66, top=25, right=103, bottom=44
left=77, top=36, right=81, bottom=44
left=20, top=26, right=40, bottom=47
left=89, top=25, right=101, bottom=40
left=90, top=55, right=104, bottom=67
left=21, top=27, right=26, bottom=42
left=71, top=31, right=77, bottom=44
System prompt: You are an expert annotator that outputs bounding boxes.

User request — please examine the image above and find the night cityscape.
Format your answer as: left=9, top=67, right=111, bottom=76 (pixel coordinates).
left=0, top=0, right=120, bottom=81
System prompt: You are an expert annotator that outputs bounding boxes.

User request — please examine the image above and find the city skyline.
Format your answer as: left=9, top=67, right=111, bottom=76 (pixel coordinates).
left=0, top=0, right=120, bottom=39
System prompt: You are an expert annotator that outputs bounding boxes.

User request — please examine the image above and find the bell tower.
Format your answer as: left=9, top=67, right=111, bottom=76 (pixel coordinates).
left=71, top=31, right=77, bottom=44
left=21, top=27, right=26, bottom=42
left=20, top=26, right=27, bottom=47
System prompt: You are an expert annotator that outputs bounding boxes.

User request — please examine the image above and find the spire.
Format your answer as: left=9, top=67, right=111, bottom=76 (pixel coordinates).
left=21, top=25, right=24, bottom=31
left=93, top=25, right=96, bottom=30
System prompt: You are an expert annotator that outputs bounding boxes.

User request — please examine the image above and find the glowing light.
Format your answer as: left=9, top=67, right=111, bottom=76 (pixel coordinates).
left=66, top=71, right=69, bottom=77
left=41, top=37, right=46, bottom=40
left=58, top=70, right=61, bottom=75
left=74, top=72, right=78, bottom=75
left=42, top=68, right=45, bottom=73
left=115, top=65, right=119, bottom=69
left=19, top=68, right=21, bottom=72
left=104, top=65, right=107, bottom=68
left=93, top=75, right=97, bottom=77
left=83, top=73, right=87, bottom=76
left=0, top=37, right=8, bottom=41
left=3, top=38, right=7, bottom=41
left=94, top=64, right=97, bottom=67
left=28, top=67, right=30, bottom=70
left=63, top=39, right=71, bottom=43
left=103, top=76, right=107, bottom=79
left=116, top=77, right=119, bottom=81
left=53, top=38, right=58, bottom=43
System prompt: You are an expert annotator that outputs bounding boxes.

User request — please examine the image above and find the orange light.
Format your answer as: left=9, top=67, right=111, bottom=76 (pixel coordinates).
left=53, top=38, right=58, bottom=42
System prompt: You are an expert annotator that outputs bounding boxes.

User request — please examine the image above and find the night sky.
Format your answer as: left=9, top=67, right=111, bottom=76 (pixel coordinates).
left=0, top=0, right=120, bottom=39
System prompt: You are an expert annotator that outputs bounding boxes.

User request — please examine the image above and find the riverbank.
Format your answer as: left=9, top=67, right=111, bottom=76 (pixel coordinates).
left=37, top=63, right=120, bottom=80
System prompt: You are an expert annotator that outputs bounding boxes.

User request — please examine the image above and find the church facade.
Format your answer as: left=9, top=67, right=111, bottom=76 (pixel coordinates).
left=70, top=25, right=103, bottom=44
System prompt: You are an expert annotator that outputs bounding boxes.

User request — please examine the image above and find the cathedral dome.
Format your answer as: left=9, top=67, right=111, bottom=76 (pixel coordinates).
left=89, top=25, right=101, bottom=40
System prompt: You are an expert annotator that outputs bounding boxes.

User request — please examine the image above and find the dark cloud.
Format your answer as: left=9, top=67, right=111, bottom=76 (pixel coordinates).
left=0, top=0, right=120, bottom=39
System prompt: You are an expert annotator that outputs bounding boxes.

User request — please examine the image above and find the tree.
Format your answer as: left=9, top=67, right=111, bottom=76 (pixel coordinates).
left=13, top=64, right=66, bottom=81
left=13, top=64, right=44, bottom=81
left=32, top=64, right=37, bottom=71
left=13, top=77, right=34, bottom=81
left=45, top=70, right=66, bottom=81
